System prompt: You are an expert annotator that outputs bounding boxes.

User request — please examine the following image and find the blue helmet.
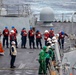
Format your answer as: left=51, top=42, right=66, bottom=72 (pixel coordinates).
left=12, top=26, right=14, bottom=28
left=61, top=31, right=64, bottom=35
left=36, top=30, right=39, bottom=32
left=5, top=26, right=8, bottom=29
left=30, top=26, right=32, bottom=30
left=23, top=28, right=25, bottom=30
left=50, top=28, right=53, bottom=30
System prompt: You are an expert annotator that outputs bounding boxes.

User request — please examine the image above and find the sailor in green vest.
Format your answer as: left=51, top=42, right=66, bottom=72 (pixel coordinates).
left=38, top=46, right=47, bottom=74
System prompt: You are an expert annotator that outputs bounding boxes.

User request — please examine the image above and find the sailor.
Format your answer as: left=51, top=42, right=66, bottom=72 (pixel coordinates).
left=51, top=36, right=57, bottom=67
left=10, top=41, right=17, bottom=68
left=44, top=30, right=50, bottom=46
left=36, top=30, right=42, bottom=49
left=21, top=28, right=27, bottom=48
left=49, top=28, right=54, bottom=39
left=28, top=27, right=36, bottom=49
left=58, top=31, right=68, bottom=49
left=9, top=30, right=15, bottom=46
left=2, top=26, right=9, bottom=48
left=11, top=26, right=18, bottom=48
left=46, top=38, right=52, bottom=46
left=38, top=46, right=47, bottom=74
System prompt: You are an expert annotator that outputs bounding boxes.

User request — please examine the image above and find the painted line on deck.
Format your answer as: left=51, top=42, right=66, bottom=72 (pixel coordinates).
left=0, top=68, right=38, bottom=70
left=18, top=63, right=26, bottom=69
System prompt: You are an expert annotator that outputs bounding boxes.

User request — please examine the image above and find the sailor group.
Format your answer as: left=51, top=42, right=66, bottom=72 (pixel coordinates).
left=0, top=26, right=68, bottom=49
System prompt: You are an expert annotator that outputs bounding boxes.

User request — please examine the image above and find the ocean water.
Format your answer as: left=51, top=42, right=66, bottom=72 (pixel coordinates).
left=2, top=0, right=76, bottom=21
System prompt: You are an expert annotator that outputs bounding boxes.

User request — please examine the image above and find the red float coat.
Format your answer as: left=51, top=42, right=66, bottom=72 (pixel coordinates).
left=12, top=28, right=18, bottom=36
left=36, top=32, right=42, bottom=39
left=59, top=32, right=68, bottom=39
left=44, top=33, right=50, bottom=40
left=21, top=30, right=27, bottom=36
left=3, top=29, right=9, bottom=36
left=28, top=30, right=35, bottom=39
left=10, top=33, right=16, bottom=41
left=49, top=30, right=54, bottom=38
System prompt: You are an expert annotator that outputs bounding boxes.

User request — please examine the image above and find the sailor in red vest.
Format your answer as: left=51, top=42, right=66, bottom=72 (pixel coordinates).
left=11, top=26, right=18, bottom=48
left=28, top=27, right=36, bottom=49
left=9, top=30, right=15, bottom=46
left=44, top=30, right=50, bottom=46
left=2, top=26, right=9, bottom=48
left=36, top=30, right=42, bottom=49
left=21, top=28, right=27, bottom=48
left=49, top=28, right=54, bottom=39
left=58, top=31, right=68, bottom=49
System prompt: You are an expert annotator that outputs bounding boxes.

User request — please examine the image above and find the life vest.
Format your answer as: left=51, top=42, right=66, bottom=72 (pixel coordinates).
left=12, top=28, right=17, bottom=36
left=11, top=45, right=17, bottom=55
left=29, top=30, right=34, bottom=37
left=10, top=33, right=16, bottom=40
left=59, top=32, right=65, bottom=39
left=21, top=30, right=27, bottom=36
left=3, top=29, right=9, bottom=36
left=44, top=33, right=50, bottom=40
left=36, top=32, right=42, bottom=39
left=49, top=30, right=54, bottom=38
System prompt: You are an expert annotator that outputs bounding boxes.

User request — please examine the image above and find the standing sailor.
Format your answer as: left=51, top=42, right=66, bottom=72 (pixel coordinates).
left=44, top=30, right=50, bottom=46
left=2, top=26, right=9, bottom=48
left=28, top=27, right=36, bottom=49
left=36, top=30, right=42, bottom=49
left=10, top=41, right=17, bottom=68
left=49, top=28, right=54, bottom=39
left=21, top=28, right=27, bottom=48
left=38, top=46, right=47, bottom=74
left=11, top=26, right=18, bottom=48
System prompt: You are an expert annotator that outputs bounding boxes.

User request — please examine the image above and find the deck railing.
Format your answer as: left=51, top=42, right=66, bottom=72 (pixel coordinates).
left=0, top=4, right=32, bottom=17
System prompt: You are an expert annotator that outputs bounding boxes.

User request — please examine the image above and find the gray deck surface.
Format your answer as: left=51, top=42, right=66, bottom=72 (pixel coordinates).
left=0, top=22, right=76, bottom=75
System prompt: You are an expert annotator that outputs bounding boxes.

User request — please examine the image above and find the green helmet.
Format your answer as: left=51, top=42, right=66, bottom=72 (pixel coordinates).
left=42, top=46, right=47, bottom=51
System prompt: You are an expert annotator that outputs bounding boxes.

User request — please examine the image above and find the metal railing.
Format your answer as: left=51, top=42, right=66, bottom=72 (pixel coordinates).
left=0, top=4, right=32, bottom=17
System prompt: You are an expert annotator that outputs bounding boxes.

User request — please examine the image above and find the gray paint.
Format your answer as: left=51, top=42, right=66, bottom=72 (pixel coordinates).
left=40, top=7, right=55, bottom=22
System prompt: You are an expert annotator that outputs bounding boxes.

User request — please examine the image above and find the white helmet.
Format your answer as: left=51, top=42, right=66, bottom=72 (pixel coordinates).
left=52, top=36, right=56, bottom=40
left=10, top=30, right=14, bottom=33
left=44, top=30, right=49, bottom=33
left=11, top=41, right=16, bottom=45
left=48, top=41, right=52, bottom=44
left=56, top=34, right=59, bottom=37
left=47, top=38, right=51, bottom=41
left=52, top=36, right=57, bottom=43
